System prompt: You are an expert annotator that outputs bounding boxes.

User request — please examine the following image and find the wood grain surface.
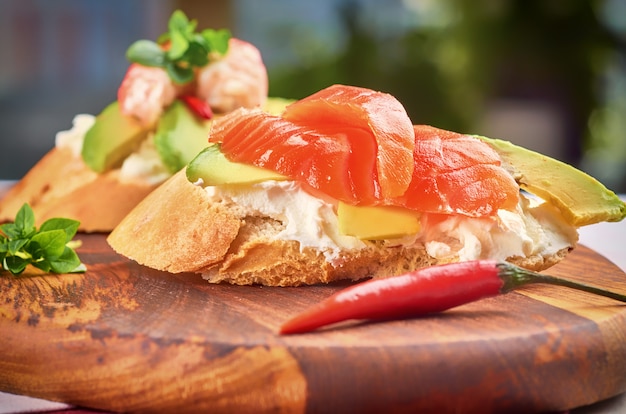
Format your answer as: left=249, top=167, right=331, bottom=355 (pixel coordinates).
left=0, top=234, right=625, bottom=414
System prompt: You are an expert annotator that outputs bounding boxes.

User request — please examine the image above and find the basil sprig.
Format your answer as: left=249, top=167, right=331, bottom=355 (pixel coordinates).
left=126, top=9, right=231, bottom=84
left=0, top=204, right=86, bottom=275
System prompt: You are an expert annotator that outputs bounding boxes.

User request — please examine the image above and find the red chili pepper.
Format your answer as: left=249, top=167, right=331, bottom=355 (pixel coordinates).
left=279, top=260, right=626, bottom=334
left=180, top=95, right=213, bottom=120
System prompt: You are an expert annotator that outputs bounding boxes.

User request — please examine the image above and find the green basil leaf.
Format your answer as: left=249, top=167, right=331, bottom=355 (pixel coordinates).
left=8, top=238, right=28, bottom=255
left=203, top=28, right=231, bottom=55
left=4, top=256, right=29, bottom=275
left=40, top=218, right=80, bottom=243
left=30, top=230, right=67, bottom=259
left=14, top=203, right=36, bottom=238
left=167, top=30, right=189, bottom=61
left=32, top=259, right=52, bottom=273
left=0, top=222, right=19, bottom=239
left=49, top=247, right=84, bottom=274
left=126, top=40, right=166, bottom=67
left=0, top=203, right=85, bottom=276
left=183, top=42, right=210, bottom=67
left=165, top=62, right=194, bottom=85
left=168, top=9, right=190, bottom=34
left=125, top=9, right=231, bottom=84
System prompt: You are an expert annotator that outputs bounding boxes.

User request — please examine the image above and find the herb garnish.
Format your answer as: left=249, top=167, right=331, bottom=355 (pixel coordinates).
left=0, top=204, right=86, bottom=275
left=126, top=9, right=231, bottom=85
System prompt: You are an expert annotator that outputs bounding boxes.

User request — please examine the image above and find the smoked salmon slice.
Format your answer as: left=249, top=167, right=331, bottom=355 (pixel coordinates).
left=401, top=125, right=519, bottom=216
left=281, top=84, right=415, bottom=200
left=209, top=108, right=379, bottom=204
left=208, top=86, right=520, bottom=217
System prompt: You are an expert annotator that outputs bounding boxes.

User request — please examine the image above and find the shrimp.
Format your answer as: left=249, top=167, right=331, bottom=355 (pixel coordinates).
left=196, top=38, right=268, bottom=113
left=117, top=64, right=183, bottom=127
left=117, top=38, right=268, bottom=125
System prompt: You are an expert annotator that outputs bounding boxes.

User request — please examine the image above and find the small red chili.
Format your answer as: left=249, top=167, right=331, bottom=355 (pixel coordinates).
left=180, top=95, right=213, bottom=120
left=279, top=260, right=626, bottom=334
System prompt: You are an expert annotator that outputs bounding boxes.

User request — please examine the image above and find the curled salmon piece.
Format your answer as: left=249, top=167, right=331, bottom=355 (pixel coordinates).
left=196, top=38, right=268, bottom=113
left=209, top=85, right=415, bottom=205
left=282, top=84, right=415, bottom=200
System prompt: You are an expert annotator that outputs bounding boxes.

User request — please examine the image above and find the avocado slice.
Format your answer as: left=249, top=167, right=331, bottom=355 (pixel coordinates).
left=154, top=100, right=214, bottom=174
left=81, top=101, right=150, bottom=173
left=337, top=202, right=421, bottom=240
left=186, top=144, right=287, bottom=186
left=479, top=136, right=626, bottom=227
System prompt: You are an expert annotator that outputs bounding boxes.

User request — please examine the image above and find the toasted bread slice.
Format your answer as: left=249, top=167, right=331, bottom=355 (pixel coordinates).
left=108, top=170, right=241, bottom=273
left=0, top=147, right=157, bottom=232
left=107, top=170, right=573, bottom=286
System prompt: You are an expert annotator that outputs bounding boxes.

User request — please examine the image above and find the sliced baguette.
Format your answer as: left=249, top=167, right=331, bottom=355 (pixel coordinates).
left=108, top=170, right=241, bottom=273
left=0, top=147, right=157, bottom=232
left=107, top=170, right=573, bottom=286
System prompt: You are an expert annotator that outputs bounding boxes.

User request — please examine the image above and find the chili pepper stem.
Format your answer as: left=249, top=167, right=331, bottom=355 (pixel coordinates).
left=497, top=262, right=626, bottom=302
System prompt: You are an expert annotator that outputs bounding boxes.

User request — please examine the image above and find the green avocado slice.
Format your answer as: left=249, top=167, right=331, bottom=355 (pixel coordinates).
left=81, top=101, right=150, bottom=173
left=186, top=144, right=286, bottom=186
left=154, top=100, right=214, bottom=174
left=479, top=136, right=626, bottom=227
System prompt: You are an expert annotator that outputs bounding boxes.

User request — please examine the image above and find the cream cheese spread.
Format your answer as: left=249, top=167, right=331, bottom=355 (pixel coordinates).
left=204, top=180, right=366, bottom=262
left=421, top=198, right=577, bottom=263
left=202, top=180, right=578, bottom=265
left=118, top=136, right=170, bottom=185
left=55, top=114, right=95, bottom=157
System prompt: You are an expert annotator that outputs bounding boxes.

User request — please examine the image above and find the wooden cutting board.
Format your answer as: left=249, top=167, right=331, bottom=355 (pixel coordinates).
left=1, top=234, right=626, bottom=414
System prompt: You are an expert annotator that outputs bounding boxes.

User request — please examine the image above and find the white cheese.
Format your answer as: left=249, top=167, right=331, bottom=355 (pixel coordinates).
left=204, top=181, right=366, bottom=262
left=54, top=114, right=95, bottom=157
left=118, top=136, right=170, bottom=185
left=203, top=181, right=578, bottom=265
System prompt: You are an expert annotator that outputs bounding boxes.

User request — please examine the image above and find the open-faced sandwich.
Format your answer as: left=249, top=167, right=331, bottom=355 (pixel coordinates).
left=107, top=84, right=626, bottom=286
left=0, top=10, right=289, bottom=232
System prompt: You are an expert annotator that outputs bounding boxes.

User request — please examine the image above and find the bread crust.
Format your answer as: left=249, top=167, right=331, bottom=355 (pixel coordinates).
left=108, top=171, right=242, bottom=273
left=107, top=170, right=574, bottom=286
left=0, top=147, right=158, bottom=232
left=199, top=216, right=572, bottom=286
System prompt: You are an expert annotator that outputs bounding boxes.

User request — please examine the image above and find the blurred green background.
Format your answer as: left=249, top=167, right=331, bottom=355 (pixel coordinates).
left=1, top=0, right=625, bottom=192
